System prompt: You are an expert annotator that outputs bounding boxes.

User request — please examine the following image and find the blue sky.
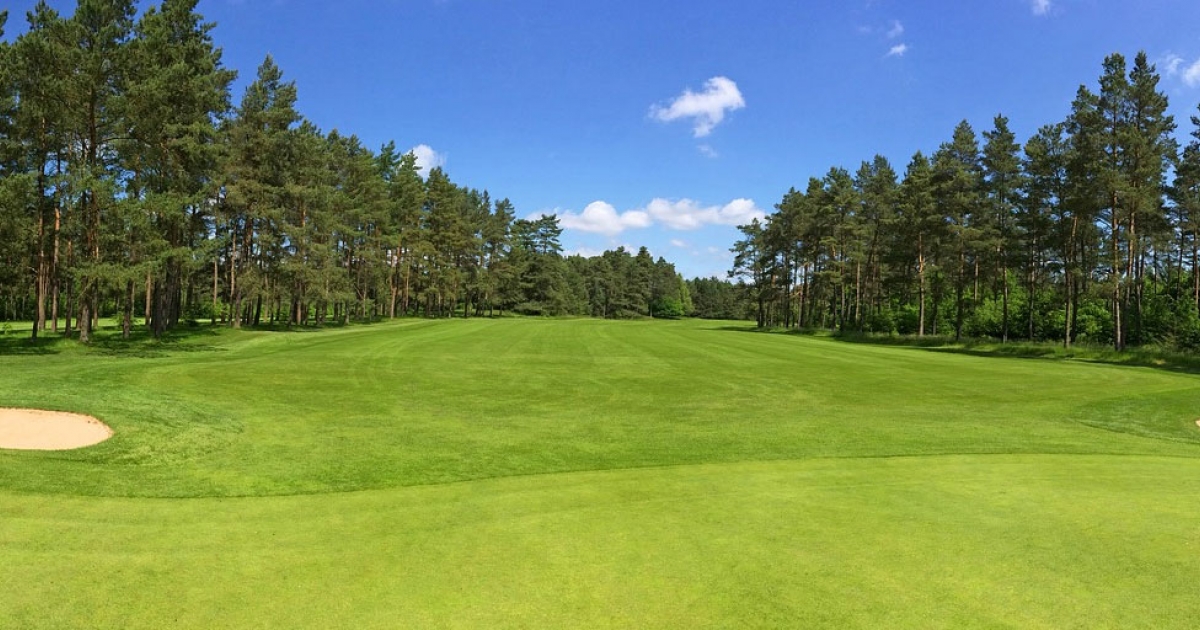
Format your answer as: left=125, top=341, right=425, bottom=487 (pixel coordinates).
left=8, top=0, right=1200, bottom=278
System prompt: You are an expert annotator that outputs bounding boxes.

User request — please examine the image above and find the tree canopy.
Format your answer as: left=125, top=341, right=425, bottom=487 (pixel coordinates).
left=0, top=2, right=694, bottom=340
left=733, top=51, right=1200, bottom=351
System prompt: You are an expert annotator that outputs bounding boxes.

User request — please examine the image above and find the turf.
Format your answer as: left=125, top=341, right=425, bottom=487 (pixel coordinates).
left=2, top=318, right=1200, bottom=627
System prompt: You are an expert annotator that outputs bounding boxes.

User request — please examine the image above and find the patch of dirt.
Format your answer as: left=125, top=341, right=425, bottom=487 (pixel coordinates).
left=0, top=408, right=113, bottom=450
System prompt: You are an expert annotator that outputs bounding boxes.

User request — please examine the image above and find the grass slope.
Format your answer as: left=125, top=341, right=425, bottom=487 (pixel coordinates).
left=2, top=318, right=1199, bottom=627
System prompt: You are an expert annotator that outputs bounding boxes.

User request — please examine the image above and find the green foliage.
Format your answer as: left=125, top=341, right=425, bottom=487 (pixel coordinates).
left=734, top=51, right=1200, bottom=352
left=0, top=2, right=696, bottom=335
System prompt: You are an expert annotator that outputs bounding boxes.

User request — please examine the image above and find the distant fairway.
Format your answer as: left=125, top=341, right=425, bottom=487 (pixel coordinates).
left=3, top=319, right=1200, bottom=627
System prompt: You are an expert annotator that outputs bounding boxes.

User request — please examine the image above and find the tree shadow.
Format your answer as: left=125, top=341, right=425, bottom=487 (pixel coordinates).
left=0, top=323, right=228, bottom=358
left=709, top=325, right=1200, bottom=376
left=92, top=325, right=228, bottom=358
left=0, top=336, right=66, bottom=355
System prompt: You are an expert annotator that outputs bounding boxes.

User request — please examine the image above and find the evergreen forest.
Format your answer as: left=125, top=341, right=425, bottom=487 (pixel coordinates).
left=4, top=2, right=1200, bottom=352
left=0, top=1, right=695, bottom=343
left=735, top=51, right=1200, bottom=351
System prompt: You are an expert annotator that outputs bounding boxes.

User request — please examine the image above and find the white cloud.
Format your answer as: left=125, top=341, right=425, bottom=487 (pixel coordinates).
left=1160, top=53, right=1200, bottom=88
left=886, top=43, right=908, bottom=58
left=650, top=76, right=746, bottom=138
left=552, top=201, right=652, bottom=237
left=566, top=247, right=606, bottom=258
left=1031, top=0, right=1051, bottom=15
left=544, top=197, right=766, bottom=236
left=698, top=144, right=719, bottom=158
left=644, top=197, right=766, bottom=231
left=669, top=239, right=688, bottom=248
left=1161, top=53, right=1185, bottom=77
left=886, top=20, right=904, bottom=39
left=1184, top=58, right=1200, bottom=88
left=409, top=144, right=445, bottom=178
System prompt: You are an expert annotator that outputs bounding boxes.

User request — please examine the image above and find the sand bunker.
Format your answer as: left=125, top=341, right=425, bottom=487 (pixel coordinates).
left=0, top=408, right=113, bottom=450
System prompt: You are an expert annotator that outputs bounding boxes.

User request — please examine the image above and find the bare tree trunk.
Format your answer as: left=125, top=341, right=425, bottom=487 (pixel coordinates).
left=1111, top=195, right=1123, bottom=351
left=954, top=247, right=966, bottom=342
left=854, top=260, right=862, bottom=331
left=230, top=226, right=240, bottom=329
left=1193, top=237, right=1199, bottom=314
left=79, top=297, right=91, bottom=345
left=973, top=258, right=979, bottom=303
left=33, top=202, right=46, bottom=340
left=122, top=279, right=134, bottom=339
left=931, top=281, right=940, bottom=337
left=145, top=270, right=153, bottom=324
left=1000, top=246, right=1010, bottom=343
left=64, top=242, right=74, bottom=337
left=51, top=206, right=61, bottom=334
left=917, top=236, right=926, bottom=337
left=212, top=259, right=219, bottom=325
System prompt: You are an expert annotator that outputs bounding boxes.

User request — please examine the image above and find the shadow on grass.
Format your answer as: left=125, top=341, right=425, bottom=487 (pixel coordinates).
left=712, top=324, right=1200, bottom=376
left=0, top=335, right=67, bottom=355
left=246, top=321, right=355, bottom=333
left=709, top=324, right=772, bottom=333
left=0, top=317, right=427, bottom=357
left=0, top=323, right=228, bottom=358
left=92, top=326, right=228, bottom=358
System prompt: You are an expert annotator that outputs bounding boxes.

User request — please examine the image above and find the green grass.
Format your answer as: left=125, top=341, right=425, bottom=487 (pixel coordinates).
left=812, top=327, right=1200, bottom=371
left=3, top=318, right=1200, bottom=627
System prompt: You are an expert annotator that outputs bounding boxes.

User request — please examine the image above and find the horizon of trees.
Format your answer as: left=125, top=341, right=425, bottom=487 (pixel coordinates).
left=731, top=51, right=1200, bottom=351
left=0, top=1, right=699, bottom=342
left=12, top=6, right=1199, bottom=349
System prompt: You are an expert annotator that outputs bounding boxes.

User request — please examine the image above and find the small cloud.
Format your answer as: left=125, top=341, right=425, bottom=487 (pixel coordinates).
left=1161, top=53, right=1185, bottom=77
left=651, top=76, right=746, bottom=138
left=1185, top=58, right=1200, bottom=88
left=566, top=247, right=605, bottom=258
left=1159, top=52, right=1200, bottom=87
left=669, top=239, right=688, bottom=248
left=858, top=19, right=904, bottom=39
left=1031, top=0, right=1051, bottom=15
left=886, top=43, right=908, bottom=58
left=550, top=201, right=652, bottom=236
left=409, top=144, right=445, bottom=178
left=698, top=144, right=719, bottom=158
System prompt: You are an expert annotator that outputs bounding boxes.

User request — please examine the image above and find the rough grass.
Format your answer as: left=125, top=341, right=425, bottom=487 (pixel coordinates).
left=2, top=318, right=1200, bottom=628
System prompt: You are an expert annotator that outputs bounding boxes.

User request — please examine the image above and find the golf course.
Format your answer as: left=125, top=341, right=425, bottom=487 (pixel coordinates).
left=3, top=317, right=1200, bottom=628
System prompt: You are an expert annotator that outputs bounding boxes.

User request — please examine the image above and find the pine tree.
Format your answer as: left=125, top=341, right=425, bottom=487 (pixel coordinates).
left=59, top=0, right=137, bottom=343
left=853, top=155, right=898, bottom=331
left=1173, top=104, right=1200, bottom=313
left=1121, top=52, right=1175, bottom=344
left=221, top=55, right=299, bottom=327
left=1020, top=124, right=1067, bottom=340
left=981, top=115, right=1023, bottom=341
left=933, top=121, right=984, bottom=341
left=126, top=0, right=234, bottom=336
left=896, top=152, right=939, bottom=336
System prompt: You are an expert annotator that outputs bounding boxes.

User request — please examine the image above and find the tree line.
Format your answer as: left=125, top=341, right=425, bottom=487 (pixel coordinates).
left=732, top=51, right=1200, bottom=350
left=0, top=1, right=696, bottom=342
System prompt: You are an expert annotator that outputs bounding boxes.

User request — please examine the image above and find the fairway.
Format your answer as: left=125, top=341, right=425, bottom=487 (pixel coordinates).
left=3, top=318, right=1200, bottom=628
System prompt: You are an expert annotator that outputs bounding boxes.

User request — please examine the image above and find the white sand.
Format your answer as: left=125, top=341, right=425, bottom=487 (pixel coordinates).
left=0, top=408, right=113, bottom=450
